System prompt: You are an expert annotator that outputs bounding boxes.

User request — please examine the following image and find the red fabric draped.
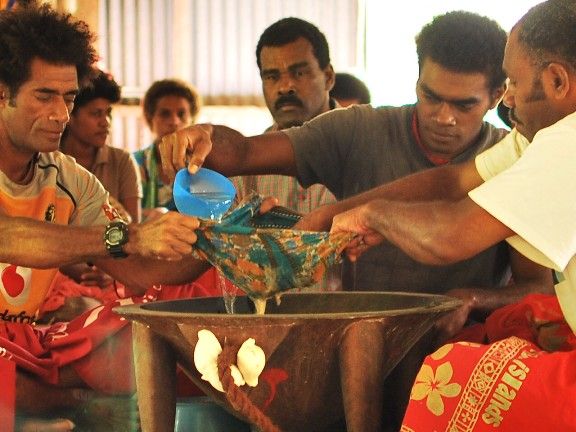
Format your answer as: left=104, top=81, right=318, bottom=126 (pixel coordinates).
left=0, top=268, right=226, bottom=424
left=401, top=294, right=576, bottom=431
left=0, top=357, right=15, bottom=432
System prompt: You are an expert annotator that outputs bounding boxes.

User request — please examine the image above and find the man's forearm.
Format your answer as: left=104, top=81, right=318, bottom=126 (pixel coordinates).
left=340, top=161, right=481, bottom=213
left=204, top=125, right=248, bottom=176
left=456, top=283, right=551, bottom=322
left=471, top=251, right=555, bottom=316
left=364, top=197, right=513, bottom=265
left=0, top=216, right=106, bottom=268
left=97, top=255, right=212, bottom=294
left=300, top=162, right=480, bottom=232
left=205, top=126, right=297, bottom=177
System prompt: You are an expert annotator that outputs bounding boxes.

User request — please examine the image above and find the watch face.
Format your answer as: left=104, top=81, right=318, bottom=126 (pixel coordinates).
left=108, top=227, right=124, bottom=244
left=105, top=222, right=128, bottom=258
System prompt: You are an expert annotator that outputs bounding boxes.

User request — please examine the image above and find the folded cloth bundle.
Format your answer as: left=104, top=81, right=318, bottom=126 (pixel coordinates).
left=192, top=195, right=353, bottom=300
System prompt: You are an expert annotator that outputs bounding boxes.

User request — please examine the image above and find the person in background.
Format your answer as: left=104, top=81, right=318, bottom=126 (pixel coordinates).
left=330, top=72, right=371, bottom=107
left=327, top=2, right=576, bottom=429
left=159, top=11, right=553, bottom=431
left=61, top=68, right=142, bottom=223
left=41, top=69, right=143, bottom=324
left=134, top=78, right=201, bottom=220
left=232, top=17, right=337, bottom=214
left=231, top=16, right=340, bottom=291
left=497, top=99, right=513, bottom=129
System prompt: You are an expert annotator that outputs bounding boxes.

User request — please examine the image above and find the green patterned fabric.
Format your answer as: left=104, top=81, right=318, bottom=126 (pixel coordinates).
left=193, top=196, right=353, bottom=299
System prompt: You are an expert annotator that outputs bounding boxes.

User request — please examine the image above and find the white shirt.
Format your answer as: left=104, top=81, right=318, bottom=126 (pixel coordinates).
left=469, top=115, right=576, bottom=333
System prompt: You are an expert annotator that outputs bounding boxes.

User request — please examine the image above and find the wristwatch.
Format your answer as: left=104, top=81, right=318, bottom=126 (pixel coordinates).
left=104, top=221, right=129, bottom=258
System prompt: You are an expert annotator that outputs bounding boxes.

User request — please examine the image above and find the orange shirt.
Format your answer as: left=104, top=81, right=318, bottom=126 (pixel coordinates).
left=0, top=151, right=113, bottom=321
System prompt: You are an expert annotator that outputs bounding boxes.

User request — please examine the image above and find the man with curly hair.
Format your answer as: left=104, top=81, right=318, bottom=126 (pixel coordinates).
left=160, top=11, right=553, bottom=430
left=0, top=5, right=210, bottom=431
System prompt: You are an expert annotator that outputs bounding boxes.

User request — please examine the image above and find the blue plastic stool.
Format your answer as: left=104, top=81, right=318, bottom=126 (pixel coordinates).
left=174, top=397, right=251, bottom=432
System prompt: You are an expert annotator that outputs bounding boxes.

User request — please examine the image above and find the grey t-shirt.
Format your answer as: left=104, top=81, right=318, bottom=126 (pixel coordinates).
left=285, top=104, right=510, bottom=293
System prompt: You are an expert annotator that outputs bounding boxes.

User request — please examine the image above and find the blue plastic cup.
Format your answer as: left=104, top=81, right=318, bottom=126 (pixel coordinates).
left=173, top=168, right=236, bottom=220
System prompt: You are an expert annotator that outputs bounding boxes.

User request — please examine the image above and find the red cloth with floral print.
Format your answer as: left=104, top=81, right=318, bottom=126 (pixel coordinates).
left=401, top=294, right=576, bottom=431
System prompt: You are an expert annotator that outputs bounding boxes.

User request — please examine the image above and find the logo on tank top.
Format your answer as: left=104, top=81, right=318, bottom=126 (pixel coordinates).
left=103, top=202, right=122, bottom=221
left=0, top=264, right=32, bottom=307
left=45, top=203, right=55, bottom=222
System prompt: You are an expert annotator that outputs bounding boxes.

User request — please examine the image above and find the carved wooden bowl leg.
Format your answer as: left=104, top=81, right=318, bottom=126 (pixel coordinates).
left=132, top=321, right=177, bottom=432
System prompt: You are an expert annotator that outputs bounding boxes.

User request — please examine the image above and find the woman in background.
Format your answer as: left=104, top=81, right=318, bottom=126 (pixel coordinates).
left=134, top=79, right=201, bottom=220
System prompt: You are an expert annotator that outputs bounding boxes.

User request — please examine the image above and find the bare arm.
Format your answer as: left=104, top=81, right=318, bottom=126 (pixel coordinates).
left=0, top=215, right=111, bottom=268
left=433, top=248, right=554, bottom=343
left=467, top=248, right=554, bottom=317
left=297, top=159, right=484, bottom=231
left=332, top=196, right=515, bottom=265
left=95, top=255, right=210, bottom=295
left=159, top=124, right=297, bottom=181
left=121, top=195, right=142, bottom=224
left=1, top=211, right=200, bottom=267
left=0, top=211, right=209, bottom=293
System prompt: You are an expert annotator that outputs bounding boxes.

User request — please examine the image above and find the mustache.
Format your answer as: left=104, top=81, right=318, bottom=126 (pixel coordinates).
left=274, top=94, right=303, bottom=110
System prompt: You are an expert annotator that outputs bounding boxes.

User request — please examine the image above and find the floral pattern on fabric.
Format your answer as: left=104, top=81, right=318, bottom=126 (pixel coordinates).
left=192, top=195, right=353, bottom=299
left=402, top=294, right=576, bottom=431
left=411, top=361, right=462, bottom=416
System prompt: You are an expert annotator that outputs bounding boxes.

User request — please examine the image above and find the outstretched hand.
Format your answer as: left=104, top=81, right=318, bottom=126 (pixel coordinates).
left=433, top=288, right=477, bottom=346
left=330, top=203, right=384, bottom=261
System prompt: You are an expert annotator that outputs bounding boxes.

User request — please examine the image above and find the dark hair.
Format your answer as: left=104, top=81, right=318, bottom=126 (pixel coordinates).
left=72, top=69, right=121, bottom=114
left=0, top=4, right=97, bottom=97
left=415, top=11, right=507, bottom=91
left=256, top=17, right=330, bottom=71
left=497, top=101, right=513, bottom=129
left=515, top=0, right=576, bottom=69
left=5, top=0, right=40, bottom=10
left=330, top=73, right=371, bottom=104
left=142, top=79, right=201, bottom=127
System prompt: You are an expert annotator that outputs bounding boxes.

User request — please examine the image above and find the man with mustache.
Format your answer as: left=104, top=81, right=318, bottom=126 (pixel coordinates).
left=232, top=17, right=337, bottom=216
left=160, top=11, right=553, bottom=430
left=231, top=17, right=340, bottom=291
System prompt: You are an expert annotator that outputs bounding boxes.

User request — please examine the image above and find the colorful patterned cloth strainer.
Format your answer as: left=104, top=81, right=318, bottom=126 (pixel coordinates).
left=192, top=195, right=354, bottom=300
